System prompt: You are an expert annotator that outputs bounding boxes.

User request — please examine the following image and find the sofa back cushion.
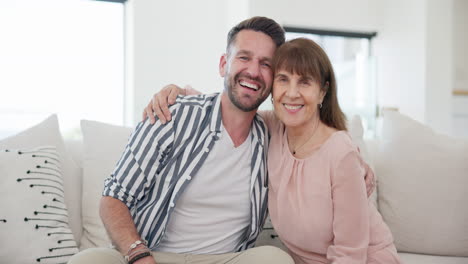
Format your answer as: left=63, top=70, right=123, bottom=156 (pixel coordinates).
left=79, top=119, right=132, bottom=249
left=376, top=111, right=468, bottom=256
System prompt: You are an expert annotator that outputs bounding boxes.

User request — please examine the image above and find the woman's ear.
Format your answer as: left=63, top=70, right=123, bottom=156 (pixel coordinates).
left=320, top=81, right=329, bottom=101
left=324, top=81, right=329, bottom=92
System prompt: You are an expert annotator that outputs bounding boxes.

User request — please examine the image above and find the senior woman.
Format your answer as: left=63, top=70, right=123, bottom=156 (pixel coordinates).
left=144, top=38, right=401, bottom=264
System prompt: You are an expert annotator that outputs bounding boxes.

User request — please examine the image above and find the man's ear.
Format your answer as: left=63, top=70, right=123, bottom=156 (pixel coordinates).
left=219, top=53, right=228, bottom=77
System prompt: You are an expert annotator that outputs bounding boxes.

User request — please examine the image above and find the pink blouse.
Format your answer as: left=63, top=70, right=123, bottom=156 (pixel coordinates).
left=262, top=112, right=400, bottom=264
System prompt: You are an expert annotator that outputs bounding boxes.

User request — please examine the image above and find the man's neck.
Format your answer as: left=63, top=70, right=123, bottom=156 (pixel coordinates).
left=220, top=92, right=257, bottom=147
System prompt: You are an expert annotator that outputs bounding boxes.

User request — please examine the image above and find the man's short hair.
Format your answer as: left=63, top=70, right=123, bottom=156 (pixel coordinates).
left=227, top=16, right=285, bottom=51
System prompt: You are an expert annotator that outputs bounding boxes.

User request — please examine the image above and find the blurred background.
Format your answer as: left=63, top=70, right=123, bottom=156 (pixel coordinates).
left=1, top=0, right=467, bottom=139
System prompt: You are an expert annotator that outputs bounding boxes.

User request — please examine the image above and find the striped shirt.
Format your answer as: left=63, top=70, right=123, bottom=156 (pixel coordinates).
left=103, top=93, right=269, bottom=251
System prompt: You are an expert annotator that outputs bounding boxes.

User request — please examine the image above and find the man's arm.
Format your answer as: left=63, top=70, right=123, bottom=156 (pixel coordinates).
left=100, top=118, right=177, bottom=264
left=100, top=197, right=155, bottom=264
left=100, top=196, right=142, bottom=254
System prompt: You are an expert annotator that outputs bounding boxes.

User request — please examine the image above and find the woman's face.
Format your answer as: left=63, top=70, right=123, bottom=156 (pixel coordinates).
left=272, top=69, right=325, bottom=129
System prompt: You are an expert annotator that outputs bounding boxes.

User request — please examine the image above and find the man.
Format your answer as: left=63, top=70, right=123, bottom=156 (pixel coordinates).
left=68, top=16, right=294, bottom=264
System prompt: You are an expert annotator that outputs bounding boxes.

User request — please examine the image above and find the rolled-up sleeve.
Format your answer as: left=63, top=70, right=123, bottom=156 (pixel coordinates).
left=103, top=118, right=175, bottom=209
left=327, top=151, right=370, bottom=264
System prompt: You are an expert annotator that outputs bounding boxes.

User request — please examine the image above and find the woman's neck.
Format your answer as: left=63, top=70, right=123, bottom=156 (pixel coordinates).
left=286, top=117, right=338, bottom=158
left=286, top=116, right=321, bottom=143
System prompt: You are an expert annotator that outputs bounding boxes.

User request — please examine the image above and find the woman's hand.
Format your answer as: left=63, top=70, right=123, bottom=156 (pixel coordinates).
left=142, top=84, right=185, bottom=124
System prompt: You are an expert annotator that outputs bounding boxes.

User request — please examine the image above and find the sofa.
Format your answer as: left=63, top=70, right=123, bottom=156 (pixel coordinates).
left=0, top=111, right=467, bottom=264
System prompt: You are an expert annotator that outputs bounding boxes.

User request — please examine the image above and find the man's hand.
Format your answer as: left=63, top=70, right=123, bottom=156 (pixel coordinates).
left=142, top=84, right=185, bottom=124
left=364, top=164, right=375, bottom=197
left=99, top=197, right=157, bottom=264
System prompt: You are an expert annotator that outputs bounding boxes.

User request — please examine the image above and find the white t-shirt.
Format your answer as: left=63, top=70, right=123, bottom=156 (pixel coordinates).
left=156, top=127, right=252, bottom=254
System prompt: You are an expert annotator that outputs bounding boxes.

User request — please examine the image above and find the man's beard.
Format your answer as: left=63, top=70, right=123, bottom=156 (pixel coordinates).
left=225, top=72, right=269, bottom=112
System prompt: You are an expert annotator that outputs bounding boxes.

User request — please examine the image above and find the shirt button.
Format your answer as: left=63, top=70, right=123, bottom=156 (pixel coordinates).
left=170, top=202, right=175, bottom=207
left=204, top=148, right=209, bottom=152
left=187, top=175, right=192, bottom=180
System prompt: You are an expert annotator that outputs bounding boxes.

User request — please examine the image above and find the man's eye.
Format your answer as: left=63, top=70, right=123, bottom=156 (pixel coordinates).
left=239, top=56, right=248, bottom=61
left=261, top=62, right=271, bottom=68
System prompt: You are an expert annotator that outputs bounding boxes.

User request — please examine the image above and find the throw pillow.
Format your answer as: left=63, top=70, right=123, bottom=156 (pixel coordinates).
left=79, top=120, right=132, bottom=249
left=0, top=114, right=82, bottom=243
left=376, top=111, right=468, bottom=256
left=0, top=146, right=79, bottom=263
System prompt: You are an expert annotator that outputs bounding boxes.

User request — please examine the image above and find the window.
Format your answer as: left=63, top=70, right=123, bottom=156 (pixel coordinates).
left=261, top=27, right=378, bottom=138
left=0, top=0, right=125, bottom=139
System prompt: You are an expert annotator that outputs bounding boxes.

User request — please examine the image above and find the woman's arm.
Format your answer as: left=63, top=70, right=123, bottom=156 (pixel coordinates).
left=257, top=110, right=276, bottom=131
left=142, top=84, right=198, bottom=124
left=142, top=85, right=277, bottom=129
left=327, top=151, right=370, bottom=264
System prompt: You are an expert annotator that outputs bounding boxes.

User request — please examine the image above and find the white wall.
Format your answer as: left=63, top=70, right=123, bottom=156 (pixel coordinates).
left=376, top=0, right=427, bottom=123
left=126, top=0, right=229, bottom=124
left=425, top=0, right=453, bottom=134
left=248, top=0, right=382, bottom=32
left=452, top=0, right=468, bottom=138
left=377, top=0, right=454, bottom=134
left=454, top=0, right=468, bottom=91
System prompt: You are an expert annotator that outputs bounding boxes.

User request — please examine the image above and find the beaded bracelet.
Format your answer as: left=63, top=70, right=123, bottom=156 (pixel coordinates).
left=128, top=251, right=151, bottom=264
left=126, top=240, right=147, bottom=256
left=125, top=240, right=148, bottom=262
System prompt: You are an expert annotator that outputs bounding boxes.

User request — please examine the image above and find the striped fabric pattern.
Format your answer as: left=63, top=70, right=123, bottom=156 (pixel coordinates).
left=103, top=93, right=269, bottom=252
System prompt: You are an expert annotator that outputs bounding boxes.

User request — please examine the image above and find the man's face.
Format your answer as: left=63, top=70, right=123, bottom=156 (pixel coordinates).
left=219, top=30, right=276, bottom=112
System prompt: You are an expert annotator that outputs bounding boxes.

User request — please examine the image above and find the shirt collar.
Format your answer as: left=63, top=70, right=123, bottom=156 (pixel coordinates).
left=209, top=93, right=222, bottom=133
left=208, top=93, right=266, bottom=146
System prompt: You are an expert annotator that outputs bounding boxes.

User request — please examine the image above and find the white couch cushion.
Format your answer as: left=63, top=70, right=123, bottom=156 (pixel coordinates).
left=376, top=111, right=468, bottom=256
left=79, top=119, right=132, bottom=249
left=0, top=114, right=82, bottom=244
left=399, top=253, right=468, bottom=264
left=0, top=146, right=79, bottom=263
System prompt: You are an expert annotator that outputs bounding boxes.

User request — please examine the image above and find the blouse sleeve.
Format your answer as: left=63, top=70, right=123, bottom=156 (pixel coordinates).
left=327, top=150, right=370, bottom=264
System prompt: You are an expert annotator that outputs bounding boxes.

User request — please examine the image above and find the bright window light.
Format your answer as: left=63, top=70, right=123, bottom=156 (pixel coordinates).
left=0, top=0, right=124, bottom=139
